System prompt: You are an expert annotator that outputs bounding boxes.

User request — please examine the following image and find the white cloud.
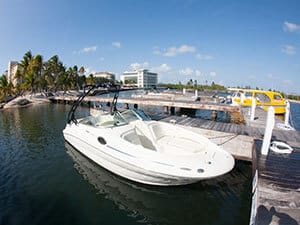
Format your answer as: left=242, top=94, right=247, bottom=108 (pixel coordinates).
left=283, top=21, right=300, bottom=32
left=80, top=45, right=97, bottom=53
left=152, top=64, right=171, bottom=73
left=179, top=67, right=194, bottom=76
left=209, top=71, right=217, bottom=77
left=196, top=53, right=214, bottom=60
left=282, top=45, right=296, bottom=55
left=152, top=46, right=161, bottom=55
left=130, top=62, right=149, bottom=70
left=155, top=45, right=196, bottom=57
left=153, top=49, right=161, bottom=55
left=112, top=41, right=121, bottom=48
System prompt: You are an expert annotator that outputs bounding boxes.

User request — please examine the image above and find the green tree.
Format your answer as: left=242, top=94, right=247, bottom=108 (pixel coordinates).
left=0, top=75, right=9, bottom=98
left=86, top=74, right=95, bottom=85
left=79, top=66, right=85, bottom=89
left=44, top=55, right=65, bottom=91
left=24, top=72, right=36, bottom=92
left=73, top=66, right=79, bottom=91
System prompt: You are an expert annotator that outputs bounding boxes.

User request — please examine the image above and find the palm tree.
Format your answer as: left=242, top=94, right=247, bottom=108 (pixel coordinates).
left=86, top=74, right=95, bottom=85
left=24, top=72, right=35, bottom=93
left=79, top=66, right=85, bottom=76
left=19, top=51, right=33, bottom=76
left=29, top=55, right=43, bottom=92
left=57, top=71, right=71, bottom=94
left=79, top=66, right=85, bottom=89
left=44, top=55, right=65, bottom=92
left=0, top=75, right=9, bottom=97
left=14, top=69, right=24, bottom=95
left=73, top=65, right=79, bottom=91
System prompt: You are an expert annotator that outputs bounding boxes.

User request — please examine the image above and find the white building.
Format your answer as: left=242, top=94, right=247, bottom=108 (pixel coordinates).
left=121, top=69, right=157, bottom=88
left=93, top=72, right=115, bottom=81
left=7, top=61, right=20, bottom=86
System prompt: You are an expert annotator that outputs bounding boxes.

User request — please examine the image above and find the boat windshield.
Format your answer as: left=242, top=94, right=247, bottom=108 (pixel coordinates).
left=121, top=109, right=151, bottom=122
left=80, top=112, right=128, bottom=127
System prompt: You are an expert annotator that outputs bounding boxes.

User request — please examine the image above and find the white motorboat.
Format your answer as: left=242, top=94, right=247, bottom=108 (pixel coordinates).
left=63, top=87, right=235, bottom=186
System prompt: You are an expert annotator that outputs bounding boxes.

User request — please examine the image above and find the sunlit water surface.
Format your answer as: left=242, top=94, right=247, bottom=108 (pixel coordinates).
left=3, top=101, right=298, bottom=225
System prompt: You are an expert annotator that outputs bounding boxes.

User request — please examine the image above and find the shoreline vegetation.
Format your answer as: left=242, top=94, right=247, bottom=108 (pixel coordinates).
left=1, top=51, right=300, bottom=110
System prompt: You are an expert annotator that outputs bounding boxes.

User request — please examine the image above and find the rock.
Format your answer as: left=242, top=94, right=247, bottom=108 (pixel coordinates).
left=17, top=98, right=32, bottom=106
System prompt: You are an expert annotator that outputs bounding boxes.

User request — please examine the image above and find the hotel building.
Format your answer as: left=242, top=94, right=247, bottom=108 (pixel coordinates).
left=120, top=69, right=157, bottom=88
left=7, top=61, right=21, bottom=86
left=93, top=72, right=115, bottom=81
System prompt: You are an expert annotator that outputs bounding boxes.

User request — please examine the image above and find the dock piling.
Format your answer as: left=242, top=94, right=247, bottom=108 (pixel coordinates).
left=211, top=110, right=217, bottom=121
left=164, top=106, right=169, bottom=114
left=261, top=106, right=275, bottom=155
left=284, top=101, right=290, bottom=127
left=250, top=97, right=256, bottom=121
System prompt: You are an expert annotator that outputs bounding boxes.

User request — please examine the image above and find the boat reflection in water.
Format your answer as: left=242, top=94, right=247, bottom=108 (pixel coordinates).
left=65, top=142, right=251, bottom=225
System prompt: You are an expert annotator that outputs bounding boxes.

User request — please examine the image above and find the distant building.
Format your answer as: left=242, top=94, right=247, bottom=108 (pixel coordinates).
left=93, top=72, right=115, bottom=81
left=7, top=61, right=21, bottom=86
left=121, top=69, right=157, bottom=88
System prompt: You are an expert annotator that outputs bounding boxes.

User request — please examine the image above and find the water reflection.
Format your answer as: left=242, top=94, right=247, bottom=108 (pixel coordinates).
left=65, top=142, right=251, bottom=225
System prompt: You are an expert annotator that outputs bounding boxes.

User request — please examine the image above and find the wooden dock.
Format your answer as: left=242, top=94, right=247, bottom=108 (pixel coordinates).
left=251, top=140, right=300, bottom=225
left=49, top=95, right=244, bottom=122
left=157, top=109, right=300, bottom=225
left=49, top=94, right=300, bottom=224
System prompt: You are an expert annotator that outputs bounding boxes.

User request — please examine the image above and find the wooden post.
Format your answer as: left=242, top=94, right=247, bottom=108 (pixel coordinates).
left=170, top=107, right=175, bottom=115
left=250, top=97, right=256, bottom=121
left=261, top=106, right=275, bottom=155
left=164, top=106, right=169, bottom=114
left=211, top=110, right=217, bottom=121
left=195, top=89, right=198, bottom=98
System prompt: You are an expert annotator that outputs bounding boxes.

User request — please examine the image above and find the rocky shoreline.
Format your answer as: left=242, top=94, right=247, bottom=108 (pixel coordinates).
left=0, top=91, right=83, bottom=110
left=0, top=94, right=51, bottom=110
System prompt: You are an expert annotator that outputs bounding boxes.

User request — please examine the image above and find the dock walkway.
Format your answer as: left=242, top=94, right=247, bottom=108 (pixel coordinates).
left=158, top=112, right=300, bottom=224
left=49, top=94, right=300, bottom=224
left=251, top=141, right=300, bottom=225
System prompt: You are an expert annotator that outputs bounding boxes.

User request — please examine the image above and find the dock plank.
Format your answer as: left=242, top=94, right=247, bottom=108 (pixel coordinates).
left=251, top=141, right=300, bottom=225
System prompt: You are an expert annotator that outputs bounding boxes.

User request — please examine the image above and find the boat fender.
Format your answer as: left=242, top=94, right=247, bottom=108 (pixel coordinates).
left=169, top=119, right=177, bottom=124
left=98, top=137, right=107, bottom=145
left=269, top=141, right=293, bottom=154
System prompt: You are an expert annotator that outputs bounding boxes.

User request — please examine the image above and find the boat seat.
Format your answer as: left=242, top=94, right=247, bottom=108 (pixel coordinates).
left=121, top=129, right=142, bottom=145
left=121, top=128, right=156, bottom=151
left=148, top=122, right=205, bottom=155
left=135, top=128, right=156, bottom=151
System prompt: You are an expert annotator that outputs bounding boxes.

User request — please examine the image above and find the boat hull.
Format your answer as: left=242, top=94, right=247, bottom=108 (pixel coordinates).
left=64, top=134, right=204, bottom=186
left=63, top=121, right=235, bottom=186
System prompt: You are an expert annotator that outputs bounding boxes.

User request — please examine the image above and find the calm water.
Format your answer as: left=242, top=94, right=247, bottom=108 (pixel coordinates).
left=1, top=102, right=299, bottom=225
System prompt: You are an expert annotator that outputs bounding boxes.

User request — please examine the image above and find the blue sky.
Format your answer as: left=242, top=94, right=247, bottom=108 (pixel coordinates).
left=0, top=0, right=300, bottom=94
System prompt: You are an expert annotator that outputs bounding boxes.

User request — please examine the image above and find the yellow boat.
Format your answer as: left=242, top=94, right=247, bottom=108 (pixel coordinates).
left=228, top=88, right=286, bottom=115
